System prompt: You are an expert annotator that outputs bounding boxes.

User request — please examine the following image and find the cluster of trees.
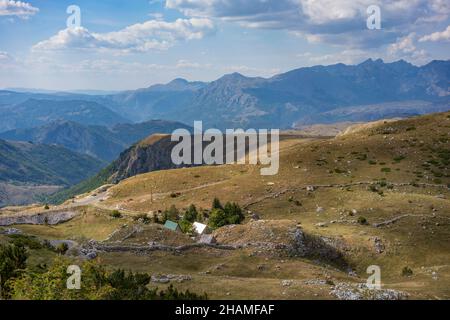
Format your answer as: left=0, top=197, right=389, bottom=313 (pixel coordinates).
left=1, top=242, right=207, bottom=300
left=0, top=243, right=28, bottom=299
left=127, top=198, right=245, bottom=234
left=208, top=198, right=245, bottom=229
left=9, top=259, right=207, bottom=300
left=155, top=198, right=244, bottom=233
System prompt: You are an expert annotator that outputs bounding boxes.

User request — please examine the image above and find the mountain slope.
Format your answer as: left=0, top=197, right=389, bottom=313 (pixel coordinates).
left=108, top=78, right=207, bottom=122
left=0, top=99, right=128, bottom=132
left=37, top=111, right=450, bottom=299
left=0, top=120, right=192, bottom=161
left=0, top=139, right=104, bottom=186
left=46, top=134, right=188, bottom=204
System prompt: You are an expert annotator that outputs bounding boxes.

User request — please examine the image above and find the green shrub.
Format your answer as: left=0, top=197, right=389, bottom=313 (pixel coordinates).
left=0, top=243, right=28, bottom=298
left=402, top=266, right=413, bottom=277
left=357, top=216, right=368, bottom=225
left=7, top=258, right=207, bottom=300
left=393, top=155, right=405, bottom=162
left=7, top=234, right=42, bottom=250
left=55, top=243, right=69, bottom=255
left=179, top=220, right=193, bottom=234
left=110, top=210, right=122, bottom=219
left=208, top=209, right=228, bottom=229
left=381, top=167, right=391, bottom=173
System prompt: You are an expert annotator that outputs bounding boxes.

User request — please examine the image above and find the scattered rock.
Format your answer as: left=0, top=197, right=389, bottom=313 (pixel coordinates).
left=86, top=251, right=97, bottom=260
left=371, top=237, right=385, bottom=254
left=281, top=280, right=293, bottom=287
left=330, top=283, right=408, bottom=300
left=151, top=274, right=192, bottom=283
left=0, top=227, right=22, bottom=235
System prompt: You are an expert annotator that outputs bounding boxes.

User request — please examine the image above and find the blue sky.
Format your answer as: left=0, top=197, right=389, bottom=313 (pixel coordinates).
left=0, top=0, right=449, bottom=91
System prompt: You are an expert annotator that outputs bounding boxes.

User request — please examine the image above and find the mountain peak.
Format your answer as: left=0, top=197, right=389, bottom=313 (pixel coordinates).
left=167, top=78, right=189, bottom=85
left=222, top=72, right=246, bottom=79
left=359, top=58, right=384, bottom=66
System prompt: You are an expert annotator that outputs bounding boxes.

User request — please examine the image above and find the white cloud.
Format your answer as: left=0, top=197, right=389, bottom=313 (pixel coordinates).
left=0, top=0, right=38, bottom=18
left=166, top=0, right=450, bottom=49
left=389, top=33, right=417, bottom=55
left=419, top=25, right=450, bottom=42
left=33, top=18, right=215, bottom=53
left=388, top=33, right=429, bottom=63
left=0, top=50, right=11, bottom=60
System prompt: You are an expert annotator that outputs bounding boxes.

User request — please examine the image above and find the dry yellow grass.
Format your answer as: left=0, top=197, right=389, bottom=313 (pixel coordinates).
left=5, top=111, right=450, bottom=299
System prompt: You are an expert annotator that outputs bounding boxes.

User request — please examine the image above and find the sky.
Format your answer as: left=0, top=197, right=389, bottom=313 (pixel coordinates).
left=0, top=0, right=449, bottom=91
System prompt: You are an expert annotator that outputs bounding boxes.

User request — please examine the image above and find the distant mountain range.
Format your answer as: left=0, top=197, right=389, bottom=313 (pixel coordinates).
left=105, top=59, right=450, bottom=129
left=1, top=59, right=448, bottom=132
left=0, top=120, right=192, bottom=161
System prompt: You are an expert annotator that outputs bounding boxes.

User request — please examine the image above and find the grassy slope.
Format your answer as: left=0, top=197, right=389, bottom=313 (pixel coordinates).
left=7, top=111, right=450, bottom=299
left=96, top=111, right=450, bottom=298
left=0, top=140, right=104, bottom=186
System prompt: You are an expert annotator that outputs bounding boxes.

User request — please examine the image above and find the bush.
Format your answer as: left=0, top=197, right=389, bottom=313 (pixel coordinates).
left=55, top=243, right=69, bottom=255
left=381, top=167, right=391, bottom=173
left=152, top=214, right=160, bottom=224
left=7, top=234, right=42, bottom=250
left=357, top=216, right=368, bottom=225
left=44, top=204, right=50, bottom=210
left=110, top=210, right=122, bottom=219
left=208, top=208, right=228, bottom=229
left=402, top=266, right=413, bottom=277
left=179, top=220, right=193, bottom=234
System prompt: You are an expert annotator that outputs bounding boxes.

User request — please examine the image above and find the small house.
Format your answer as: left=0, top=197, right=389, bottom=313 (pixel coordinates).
left=192, top=222, right=210, bottom=235
left=199, top=234, right=217, bottom=245
left=164, top=220, right=181, bottom=232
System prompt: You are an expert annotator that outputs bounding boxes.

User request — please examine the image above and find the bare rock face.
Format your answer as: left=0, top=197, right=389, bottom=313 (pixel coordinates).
left=0, top=210, right=78, bottom=226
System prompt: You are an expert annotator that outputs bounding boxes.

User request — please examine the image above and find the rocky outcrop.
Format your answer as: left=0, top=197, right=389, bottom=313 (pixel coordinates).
left=0, top=210, right=78, bottom=226
left=330, top=283, right=409, bottom=300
